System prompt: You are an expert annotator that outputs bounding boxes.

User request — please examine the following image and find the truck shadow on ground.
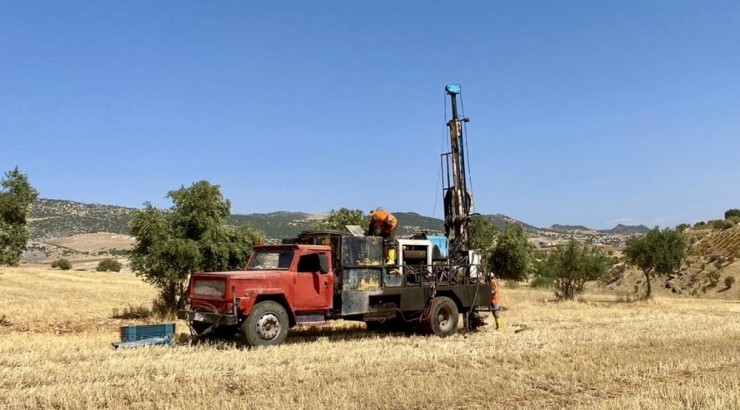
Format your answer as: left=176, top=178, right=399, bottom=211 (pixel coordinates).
left=177, top=324, right=459, bottom=349
left=284, top=325, right=414, bottom=344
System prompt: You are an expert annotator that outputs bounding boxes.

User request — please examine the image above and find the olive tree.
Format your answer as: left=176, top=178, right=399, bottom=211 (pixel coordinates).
left=469, top=215, right=499, bottom=273
left=0, top=167, right=39, bottom=266
left=489, top=223, right=532, bottom=281
left=624, top=227, right=686, bottom=299
left=129, top=181, right=261, bottom=312
left=536, top=240, right=610, bottom=300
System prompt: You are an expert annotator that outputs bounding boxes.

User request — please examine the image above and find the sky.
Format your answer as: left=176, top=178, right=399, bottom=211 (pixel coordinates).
left=1, top=1, right=739, bottom=229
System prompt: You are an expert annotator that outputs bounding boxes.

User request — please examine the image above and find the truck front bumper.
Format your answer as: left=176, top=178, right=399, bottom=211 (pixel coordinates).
left=176, top=310, right=239, bottom=326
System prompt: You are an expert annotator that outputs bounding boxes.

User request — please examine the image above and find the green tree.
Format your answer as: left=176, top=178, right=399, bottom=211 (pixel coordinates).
left=470, top=215, right=499, bottom=272
left=489, top=223, right=532, bottom=281
left=535, top=240, right=610, bottom=300
left=624, top=227, right=686, bottom=299
left=129, top=181, right=261, bottom=312
left=96, top=258, right=122, bottom=272
left=0, top=167, right=39, bottom=266
left=51, top=258, right=72, bottom=270
left=724, top=209, right=740, bottom=220
left=470, top=215, right=498, bottom=251
left=315, top=208, right=369, bottom=230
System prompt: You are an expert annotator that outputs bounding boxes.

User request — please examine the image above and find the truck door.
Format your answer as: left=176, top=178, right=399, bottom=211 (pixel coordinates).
left=293, top=252, right=332, bottom=311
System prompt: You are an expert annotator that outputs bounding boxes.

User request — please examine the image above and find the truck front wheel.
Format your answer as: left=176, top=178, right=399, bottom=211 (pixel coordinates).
left=422, top=296, right=459, bottom=337
left=240, top=301, right=290, bottom=347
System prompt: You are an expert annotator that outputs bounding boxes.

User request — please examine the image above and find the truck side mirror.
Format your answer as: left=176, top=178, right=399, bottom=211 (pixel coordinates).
left=318, top=253, right=329, bottom=274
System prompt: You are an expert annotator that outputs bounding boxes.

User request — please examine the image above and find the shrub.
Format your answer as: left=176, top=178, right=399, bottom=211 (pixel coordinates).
left=724, top=276, right=736, bottom=289
left=675, top=223, right=690, bottom=232
left=710, top=219, right=733, bottom=230
left=51, top=258, right=72, bottom=270
left=96, top=258, right=122, bottom=272
left=707, top=271, right=721, bottom=287
left=530, top=276, right=553, bottom=289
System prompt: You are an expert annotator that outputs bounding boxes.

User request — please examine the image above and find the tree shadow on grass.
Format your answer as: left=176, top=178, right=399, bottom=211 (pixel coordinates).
left=717, top=287, right=732, bottom=293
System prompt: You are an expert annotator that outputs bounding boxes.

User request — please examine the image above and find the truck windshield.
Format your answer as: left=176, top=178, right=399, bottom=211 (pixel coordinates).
left=247, top=250, right=295, bottom=270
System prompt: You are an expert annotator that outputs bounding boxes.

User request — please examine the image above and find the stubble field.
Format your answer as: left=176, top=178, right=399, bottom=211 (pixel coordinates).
left=1, top=266, right=739, bottom=409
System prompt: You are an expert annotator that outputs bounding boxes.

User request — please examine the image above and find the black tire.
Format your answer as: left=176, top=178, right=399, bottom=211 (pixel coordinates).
left=422, top=296, right=459, bottom=337
left=240, top=301, right=290, bottom=347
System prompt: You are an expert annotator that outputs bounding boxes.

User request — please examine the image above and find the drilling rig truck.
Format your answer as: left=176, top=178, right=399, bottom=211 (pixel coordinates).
left=177, top=85, right=491, bottom=347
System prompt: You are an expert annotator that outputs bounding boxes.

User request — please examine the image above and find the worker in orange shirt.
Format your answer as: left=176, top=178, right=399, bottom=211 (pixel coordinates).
left=490, top=274, right=502, bottom=331
left=368, top=208, right=397, bottom=239
left=368, top=208, right=398, bottom=265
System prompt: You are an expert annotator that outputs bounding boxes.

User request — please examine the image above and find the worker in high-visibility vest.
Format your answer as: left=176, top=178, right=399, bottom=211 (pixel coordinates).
left=490, top=275, right=502, bottom=330
left=368, top=208, right=398, bottom=264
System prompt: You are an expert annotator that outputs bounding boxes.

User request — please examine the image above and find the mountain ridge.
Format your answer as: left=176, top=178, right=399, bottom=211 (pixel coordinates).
left=28, top=198, right=649, bottom=239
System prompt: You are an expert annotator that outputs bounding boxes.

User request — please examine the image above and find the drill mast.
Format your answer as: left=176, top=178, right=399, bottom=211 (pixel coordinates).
left=441, top=84, right=473, bottom=262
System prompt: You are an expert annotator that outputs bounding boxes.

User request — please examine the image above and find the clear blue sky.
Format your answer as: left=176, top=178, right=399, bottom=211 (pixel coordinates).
left=2, top=1, right=738, bottom=229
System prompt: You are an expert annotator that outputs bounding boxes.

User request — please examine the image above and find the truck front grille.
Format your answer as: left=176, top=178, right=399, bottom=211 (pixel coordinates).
left=193, top=279, right=226, bottom=298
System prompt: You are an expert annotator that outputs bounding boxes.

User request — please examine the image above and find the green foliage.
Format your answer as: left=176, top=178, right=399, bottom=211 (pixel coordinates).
left=727, top=216, right=740, bottom=225
left=489, top=223, right=532, bottom=281
left=51, top=258, right=72, bottom=270
left=0, top=167, right=39, bottom=266
left=624, top=227, right=686, bottom=299
left=96, top=258, right=122, bottom=272
left=469, top=215, right=498, bottom=251
left=710, top=219, right=734, bottom=230
left=675, top=223, right=690, bottom=232
left=315, top=208, right=368, bottom=231
left=535, top=240, right=610, bottom=300
left=469, top=215, right=498, bottom=272
left=725, top=209, right=740, bottom=220
left=129, top=181, right=261, bottom=312
left=530, top=274, right=554, bottom=289
left=724, top=276, right=736, bottom=289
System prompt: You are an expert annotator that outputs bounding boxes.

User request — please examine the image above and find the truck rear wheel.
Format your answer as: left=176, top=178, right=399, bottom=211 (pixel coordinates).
left=240, top=301, right=290, bottom=347
left=422, top=296, right=458, bottom=337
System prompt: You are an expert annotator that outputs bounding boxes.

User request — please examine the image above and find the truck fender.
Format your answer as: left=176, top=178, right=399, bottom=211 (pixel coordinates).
left=242, top=291, right=296, bottom=327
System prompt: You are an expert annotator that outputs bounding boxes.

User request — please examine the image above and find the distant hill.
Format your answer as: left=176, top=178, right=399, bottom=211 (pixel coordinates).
left=29, top=199, right=137, bottom=239
left=28, top=198, right=649, bottom=241
left=228, top=212, right=321, bottom=239
left=547, top=223, right=649, bottom=235
left=394, top=212, right=444, bottom=236
left=601, top=224, right=650, bottom=235
left=28, top=199, right=447, bottom=240
left=549, top=224, right=590, bottom=232
left=486, top=214, right=540, bottom=232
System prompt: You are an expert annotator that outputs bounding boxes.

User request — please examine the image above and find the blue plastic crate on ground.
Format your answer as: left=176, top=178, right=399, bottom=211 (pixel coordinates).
left=113, top=323, right=175, bottom=349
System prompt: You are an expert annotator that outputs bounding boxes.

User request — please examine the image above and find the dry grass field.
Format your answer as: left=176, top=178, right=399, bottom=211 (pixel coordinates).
left=1, top=267, right=739, bottom=409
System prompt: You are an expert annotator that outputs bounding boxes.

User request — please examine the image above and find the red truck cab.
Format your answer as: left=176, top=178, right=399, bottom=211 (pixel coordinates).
left=178, top=244, right=333, bottom=346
